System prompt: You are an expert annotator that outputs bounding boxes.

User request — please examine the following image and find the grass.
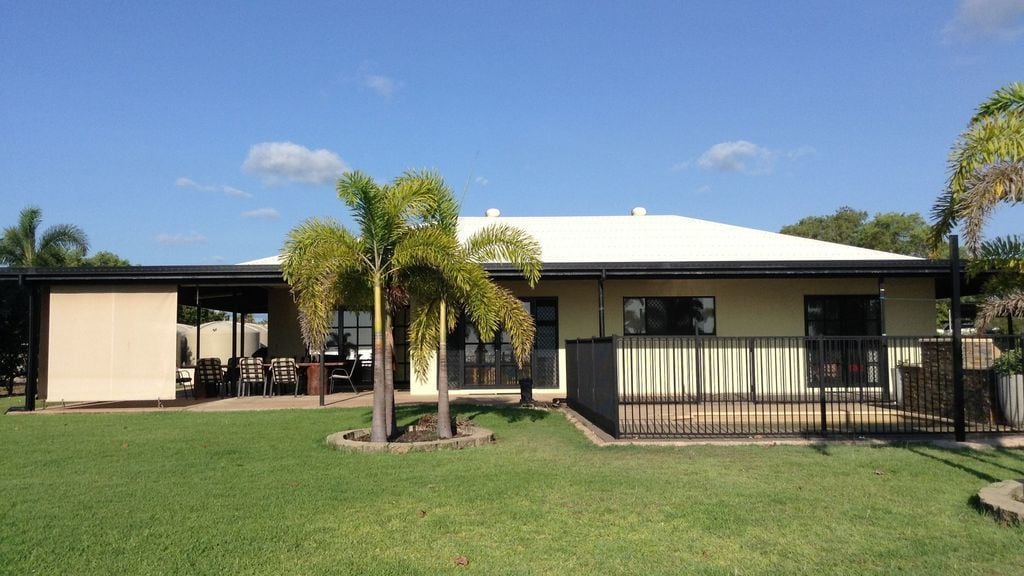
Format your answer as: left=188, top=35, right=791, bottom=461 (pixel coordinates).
left=1, top=396, right=1023, bottom=575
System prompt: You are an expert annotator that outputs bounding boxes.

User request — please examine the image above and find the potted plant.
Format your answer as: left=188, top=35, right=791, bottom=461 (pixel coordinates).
left=993, top=349, right=1024, bottom=428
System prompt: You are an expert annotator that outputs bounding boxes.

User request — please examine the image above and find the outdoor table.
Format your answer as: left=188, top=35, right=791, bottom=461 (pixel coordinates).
left=295, top=362, right=347, bottom=395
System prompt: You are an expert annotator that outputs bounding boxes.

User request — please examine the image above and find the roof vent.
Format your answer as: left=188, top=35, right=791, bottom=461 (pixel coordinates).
left=485, top=208, right=501, bottom=218
left=630, top=206, right=647, bottom=216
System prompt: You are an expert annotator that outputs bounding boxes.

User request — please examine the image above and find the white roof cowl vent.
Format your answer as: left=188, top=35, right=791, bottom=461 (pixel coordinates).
left=631, top=206, right=647, bottom=216
left=485, top=208, right=501, bottom=218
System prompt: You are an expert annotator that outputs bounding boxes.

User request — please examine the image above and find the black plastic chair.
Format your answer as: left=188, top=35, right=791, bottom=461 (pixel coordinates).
left=175, top=369, right=193, bottom=399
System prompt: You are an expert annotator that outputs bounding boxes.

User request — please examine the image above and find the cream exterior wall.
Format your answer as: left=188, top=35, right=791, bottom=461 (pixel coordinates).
left=41, top=285, right=177, bottom=401
left=410, top=276, right=936, bottom=397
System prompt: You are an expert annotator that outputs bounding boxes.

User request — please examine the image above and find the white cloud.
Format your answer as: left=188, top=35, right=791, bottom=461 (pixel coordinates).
left=697, top=140, right=774, bottom=174
left=241, top=208, right=280, bottom=219
left=474, top=176, right=490, bottom=186
left=944, top=0, right=1024, bottom=42
left=364, top=74, right=399, bottom=97
left=156, top=231, right=207, bottom=246
left=175, top=177, right=253, bottom=199
left=242, top=141, right=349, bottom=185
left=685, top=141, right=815, bottom=175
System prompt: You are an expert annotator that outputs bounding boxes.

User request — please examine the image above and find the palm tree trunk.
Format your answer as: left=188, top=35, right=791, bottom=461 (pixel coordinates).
left=384, top=309, right=397, bottom=438
left=437, top=301, right=454, bottom=439
left=370, top=279, right=388, bottom=442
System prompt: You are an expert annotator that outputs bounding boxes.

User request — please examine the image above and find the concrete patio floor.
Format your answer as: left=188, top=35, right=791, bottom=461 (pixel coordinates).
left=20, top=391, right=563, bottom=414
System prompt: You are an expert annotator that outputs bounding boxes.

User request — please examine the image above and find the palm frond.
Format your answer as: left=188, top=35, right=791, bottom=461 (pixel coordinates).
left=976, top=290, right=1024, bottom=329
left=462, top=224, right=543, bottom=286
left=407, top=299, right=441, bottom=382
left=930, top=100, right=1024, bottom=248
left=281, top=218, right=363, bottom=351
left=38, top=223, right=89, bottom=264
left=972, top=82, right=1024, bottom=123
left=958, top=161, right=1024, bottom=252
left=492, top=286, right=536, bottom=367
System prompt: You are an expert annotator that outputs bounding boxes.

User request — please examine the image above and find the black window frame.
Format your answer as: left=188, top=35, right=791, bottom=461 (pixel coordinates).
left=622, top=296, right=716, bottom=336
left=803, top=295, right=881, bottom=337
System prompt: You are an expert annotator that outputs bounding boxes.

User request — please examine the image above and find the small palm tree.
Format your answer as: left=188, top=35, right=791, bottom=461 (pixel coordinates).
left=405, top=176, right=541, bottom=438
left=282, top=171, right=463, bottom=442
left=0, top=206, right=89, bottom=267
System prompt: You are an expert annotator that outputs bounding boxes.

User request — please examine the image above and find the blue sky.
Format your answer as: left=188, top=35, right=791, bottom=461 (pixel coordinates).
left=1, top=1, right=1022, bottom=265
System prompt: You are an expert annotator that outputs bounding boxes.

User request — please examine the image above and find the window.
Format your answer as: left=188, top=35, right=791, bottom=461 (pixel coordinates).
left=447, top=298, right=559, bottom=390
left=623, top=297, right=715, bottom=335
left=804, top=296, right=880, bottom=336
left=804, top=295, right=881, bottom=388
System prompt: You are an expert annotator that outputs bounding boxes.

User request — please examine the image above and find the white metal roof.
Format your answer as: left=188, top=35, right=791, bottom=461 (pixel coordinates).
left=239, top=213, right=919, bottom=265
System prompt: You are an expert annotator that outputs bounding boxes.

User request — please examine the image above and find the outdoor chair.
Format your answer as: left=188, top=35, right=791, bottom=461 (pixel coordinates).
left=223, top=354, right=240, bottom=393
left=269, top=358, right=301, bottom=396
left=175, top=369, right=193, bottom=399
left=195, top=358, right=223, bottom=398
left=237, top=357, right=265, bottom=397
left=329, top=360, right=358, bottom=394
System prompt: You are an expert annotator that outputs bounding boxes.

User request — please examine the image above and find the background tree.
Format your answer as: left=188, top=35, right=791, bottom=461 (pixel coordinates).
left=0, top=206, right=89, bottom=267
left=0, top=283, right=27, bottom=396
left=780, top=207, right=934, bottom=257
left=176, top=306, right=229, bottom=325
left=69, top=250, right=133, bottom=267
left=930, top=82, right=1024, bottom=327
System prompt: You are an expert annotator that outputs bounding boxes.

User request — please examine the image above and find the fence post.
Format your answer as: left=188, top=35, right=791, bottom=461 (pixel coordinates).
left=747, top=338, right=757, bottom=403
left=818, top=337, right=827, bottom=436
left=950, top=235, right=966, bottom=442
left=612, top=336, right=620, bottom=438
left=24, top=284, right=38, bottom=412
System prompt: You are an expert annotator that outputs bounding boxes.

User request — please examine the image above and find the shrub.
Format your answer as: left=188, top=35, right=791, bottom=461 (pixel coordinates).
left=993, top=349, right=1024, bottom=376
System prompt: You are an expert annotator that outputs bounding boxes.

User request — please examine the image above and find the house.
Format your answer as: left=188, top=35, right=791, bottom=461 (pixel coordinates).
left=2, top=208, right=953, bottom=410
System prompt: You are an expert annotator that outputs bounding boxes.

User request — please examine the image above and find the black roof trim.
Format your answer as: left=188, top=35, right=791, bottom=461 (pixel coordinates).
left=486, top=259, right=956, bottom=279
left=0, top=265, right=284, bottom=285
left=0, top=259, right=957, bottom=285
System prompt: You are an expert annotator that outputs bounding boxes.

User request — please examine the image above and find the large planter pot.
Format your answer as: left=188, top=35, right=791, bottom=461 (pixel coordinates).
left=997, top=374, right=1024, bottom=428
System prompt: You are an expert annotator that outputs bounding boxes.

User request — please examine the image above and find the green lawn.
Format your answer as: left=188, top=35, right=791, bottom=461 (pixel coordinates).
left=2, top=396, right=1023, bottom=575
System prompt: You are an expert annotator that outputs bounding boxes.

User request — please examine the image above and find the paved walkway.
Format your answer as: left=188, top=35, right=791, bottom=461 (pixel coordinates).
left=22, top=391, right=563, bottom=414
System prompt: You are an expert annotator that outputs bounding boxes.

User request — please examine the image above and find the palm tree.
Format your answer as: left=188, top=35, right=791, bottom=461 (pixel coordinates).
left=930, top=81, right=1024, bottom=252
left=405, top=176, right=541, bottom=438
left=281, top=171, right=461, bottom=442
left=0, top=206, right=89, bottom=266
left=932, top=82, right=1024, bottom=327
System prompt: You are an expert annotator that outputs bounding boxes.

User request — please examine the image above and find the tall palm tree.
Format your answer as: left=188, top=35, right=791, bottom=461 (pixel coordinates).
left=405, top=176, right=542, bottom=438
left=281, top=171, right=459, bottom=442
left=930, top=81, right=1024, bottom=252
left=932, top=82, right=1024, bottom=326
left=0, top=206, right=89, bottom=266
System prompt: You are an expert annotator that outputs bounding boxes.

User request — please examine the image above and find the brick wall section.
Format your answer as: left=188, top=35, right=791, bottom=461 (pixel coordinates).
left=899, top=339, right=998, bottom=425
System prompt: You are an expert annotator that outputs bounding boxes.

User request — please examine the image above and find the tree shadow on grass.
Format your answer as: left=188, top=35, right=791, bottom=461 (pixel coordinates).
left=386, top=403, right=550, bottom=426
left=902, top=445, right=1001, bottom=484
left=951, top=448, right=1024, bottom=477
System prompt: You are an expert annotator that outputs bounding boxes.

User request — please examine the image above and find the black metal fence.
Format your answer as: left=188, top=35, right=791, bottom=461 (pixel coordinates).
left=566, top=335, right=1024, bottom=438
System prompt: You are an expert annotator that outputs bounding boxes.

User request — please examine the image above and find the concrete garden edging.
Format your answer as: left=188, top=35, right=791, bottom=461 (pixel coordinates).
left=326, top=425, right=495, bottom=454
left=978, top=479, right=1024, bottom=524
